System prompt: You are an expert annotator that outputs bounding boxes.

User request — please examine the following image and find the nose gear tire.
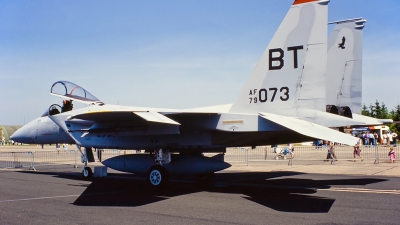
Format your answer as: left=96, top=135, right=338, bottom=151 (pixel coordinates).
left=83, top=167, right=92, bottom=178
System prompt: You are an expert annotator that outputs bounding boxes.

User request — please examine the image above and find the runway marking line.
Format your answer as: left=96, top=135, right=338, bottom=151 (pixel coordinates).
left=0, top=190, right=133, bottom=204
left=0, top=195, right=80, bottom=203
left=319, top=187, right=400, bottom=195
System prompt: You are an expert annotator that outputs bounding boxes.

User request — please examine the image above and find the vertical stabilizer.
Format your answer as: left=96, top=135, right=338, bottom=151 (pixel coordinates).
left=326, top=18, right=366, bottom=114
left=229, top=0, right=329, bottom=115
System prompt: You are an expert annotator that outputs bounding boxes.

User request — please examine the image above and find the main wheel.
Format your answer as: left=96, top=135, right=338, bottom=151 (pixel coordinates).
left=147, top=165, right=168, bottom=187
left=83, top=167, right=92, bottom=178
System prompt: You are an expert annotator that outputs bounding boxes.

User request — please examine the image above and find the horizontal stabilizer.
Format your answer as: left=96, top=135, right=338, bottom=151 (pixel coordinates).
left=69, top=111, right=180, bottom=125
left=259, top=112, right=359, bottom=146
left=352, top=114, right=393, bottom=126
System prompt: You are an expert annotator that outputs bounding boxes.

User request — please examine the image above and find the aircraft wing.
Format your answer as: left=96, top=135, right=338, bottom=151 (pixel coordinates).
left=55, top=110, right=181, bottom=135
left=259, top=112, right=359, bottom=146
left=69, top=111, right=180, bottom=125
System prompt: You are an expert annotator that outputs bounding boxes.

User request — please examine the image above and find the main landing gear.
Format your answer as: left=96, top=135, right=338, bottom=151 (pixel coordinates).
left=145, top=150, right=216, bottom=187
left=147, top=149, right=170, bottom=187
left=148, top=165, right=168, bottom=187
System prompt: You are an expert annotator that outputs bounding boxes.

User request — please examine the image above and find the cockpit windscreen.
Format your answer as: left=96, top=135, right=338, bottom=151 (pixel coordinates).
left=50, top=81, right=101, bottom=103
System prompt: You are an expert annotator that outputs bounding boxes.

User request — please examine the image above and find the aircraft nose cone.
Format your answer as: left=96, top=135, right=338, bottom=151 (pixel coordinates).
left=10, top=129, right=23, bottom=142
left=11, top=126, right=34, bottom=144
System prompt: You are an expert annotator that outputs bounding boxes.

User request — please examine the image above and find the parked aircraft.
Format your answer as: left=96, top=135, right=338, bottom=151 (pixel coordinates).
left=12, top=0, right=384, bottom=187
left=15, top=4, right=390, bottom=148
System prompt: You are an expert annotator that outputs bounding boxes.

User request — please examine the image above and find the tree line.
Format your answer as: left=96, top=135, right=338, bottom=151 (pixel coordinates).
left=361, top=100, right=400, bottom=133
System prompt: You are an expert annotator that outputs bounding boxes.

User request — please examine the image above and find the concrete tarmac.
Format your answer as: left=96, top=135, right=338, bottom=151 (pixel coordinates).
left=1, top=145, right=400, bottom=224
left=1, top=167, right=400, bottom=224
left=227, top=159, right=400, bottom=178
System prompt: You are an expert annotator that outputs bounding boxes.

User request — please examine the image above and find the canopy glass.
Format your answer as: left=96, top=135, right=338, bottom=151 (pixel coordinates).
left=50, top=81, right=101, bottom=103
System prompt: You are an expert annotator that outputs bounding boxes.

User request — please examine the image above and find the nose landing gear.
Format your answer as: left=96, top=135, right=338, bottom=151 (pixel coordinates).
left=77, top=145, right=94, bottom=179
left=83, top=166, right=93, bottom=178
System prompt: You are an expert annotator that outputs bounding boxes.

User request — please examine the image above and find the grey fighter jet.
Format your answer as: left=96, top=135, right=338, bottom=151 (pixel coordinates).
left=14, top=18, right=390, bottom=148
left=12, top=0, right=384, bottom=186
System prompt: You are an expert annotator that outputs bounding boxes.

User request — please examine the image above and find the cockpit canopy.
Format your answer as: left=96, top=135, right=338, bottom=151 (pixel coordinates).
left=50, top=81, right=101, bottom=104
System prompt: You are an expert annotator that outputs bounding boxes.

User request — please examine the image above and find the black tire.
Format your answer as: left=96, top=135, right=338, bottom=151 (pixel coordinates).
left=147, top=165, right=168, bottom=187
left=82, top=167, right=92, bottom=178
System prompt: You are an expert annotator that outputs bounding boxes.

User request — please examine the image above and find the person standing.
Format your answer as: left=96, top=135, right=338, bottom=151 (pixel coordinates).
left=368, top=132, right=374, bottom=148
left=329, top=142, right=337, bottom=161
left=392, top=132, right=398, bottom=147
left=388, top=132, right=393, bottom=146
left=353, top=144, right=363, bottom=162
left=363, top=132, right=369, bottom=146
left=326, top=147, right=331, bottom=161
left=383, top=133, right=388, bottom=146
left=315, top=140, right=320, bottom=149
left=56, top=143, right=60, bottom=153
left=272, top=144, right=278, bottom=153
left=373, top=132, right=378, bottom=146
left=288, top=143, right=294, bottom=159
left=388, top=147, right=396, bottom=163
left=63, top=144, right=68, bottom=152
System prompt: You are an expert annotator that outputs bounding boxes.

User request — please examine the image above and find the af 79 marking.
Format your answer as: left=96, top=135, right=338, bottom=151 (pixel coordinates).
left=249, top=87, right=289, bottom=103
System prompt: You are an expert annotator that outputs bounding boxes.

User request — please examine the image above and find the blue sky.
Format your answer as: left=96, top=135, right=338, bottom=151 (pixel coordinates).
left=1, top=0, right=399, bottom=125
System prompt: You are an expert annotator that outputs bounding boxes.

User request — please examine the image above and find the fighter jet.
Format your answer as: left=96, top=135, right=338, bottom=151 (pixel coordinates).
left=13, top=0, right=378, bottom=187
left=13, top=17, right=389, bottom=147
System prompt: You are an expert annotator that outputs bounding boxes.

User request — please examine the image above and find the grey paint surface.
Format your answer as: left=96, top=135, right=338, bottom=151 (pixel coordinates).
left=326, top=20, right=364, bottom=114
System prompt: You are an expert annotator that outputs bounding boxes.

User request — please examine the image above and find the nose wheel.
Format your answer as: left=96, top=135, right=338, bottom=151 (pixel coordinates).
left=77, top=145, right=93, bottom=179
left=82, top=167, right=92, bottom=178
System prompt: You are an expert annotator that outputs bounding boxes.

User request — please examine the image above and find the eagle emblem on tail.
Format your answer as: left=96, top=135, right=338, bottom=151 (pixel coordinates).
left=338, top=36, right=346, bottom=49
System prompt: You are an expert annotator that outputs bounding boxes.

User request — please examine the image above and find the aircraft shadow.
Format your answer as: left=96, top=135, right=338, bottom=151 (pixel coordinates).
left=19, top=170, right=387, bottom=213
